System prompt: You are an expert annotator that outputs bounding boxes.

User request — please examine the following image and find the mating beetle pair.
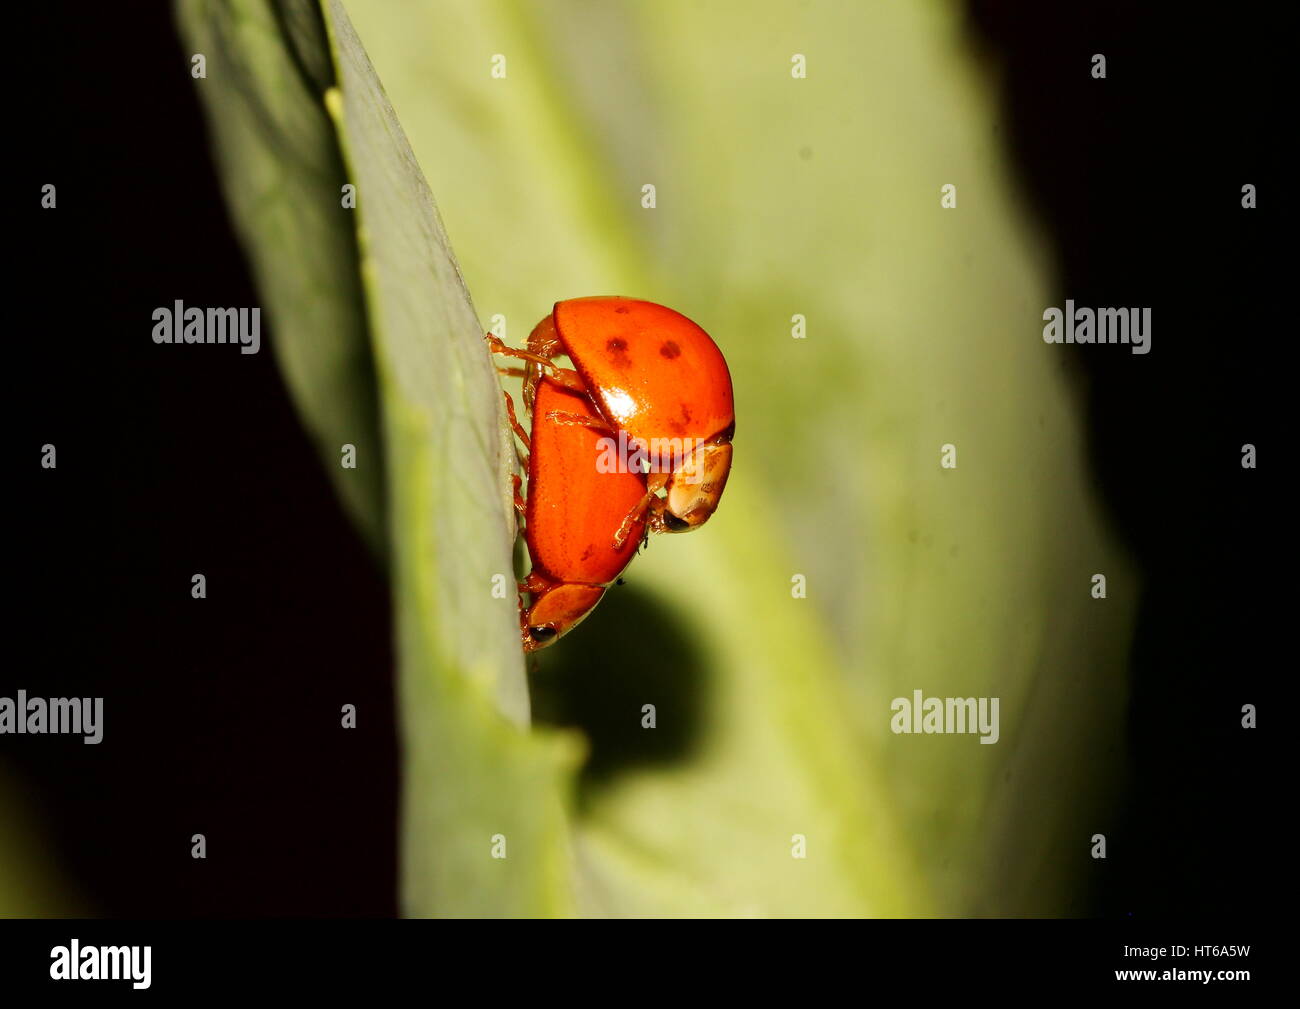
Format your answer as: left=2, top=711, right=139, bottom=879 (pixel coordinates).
left=487, top=297, right=735, bottom=652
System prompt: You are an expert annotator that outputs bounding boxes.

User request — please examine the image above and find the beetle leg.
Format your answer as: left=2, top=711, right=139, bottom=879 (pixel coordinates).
left=501, top=389, right=531, bottom=452
left=515, top=593, right=532, bottom=648
left=485, top=332, right=550, bottom=367
left=515, top=572, right=550, bottom=651
left=501, top=388, right=534, bottom=487
left=520, top=570, right=550, bottom=596
left=485, top=333, right=585, bottom=400
left=612, top=491, right=656, bottom=549
left=510, top=473, right=527, bottom=520
left=543, top=409, right=615, bottom=434
left=536, top=368, right=588, bottom=396
left=612, top=471, right=671, bottom=548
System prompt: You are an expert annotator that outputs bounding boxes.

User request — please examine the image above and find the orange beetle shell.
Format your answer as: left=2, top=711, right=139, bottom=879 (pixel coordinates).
left=526, top=380, right=647, bottom=584
left=521, top=379, right=647, bottom=645
left=552, top=297, right=735, bottom=446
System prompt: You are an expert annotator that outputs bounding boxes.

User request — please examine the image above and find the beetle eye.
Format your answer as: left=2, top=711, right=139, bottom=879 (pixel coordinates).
left=527, top=626, right=558, bottom=643
left=663, top=512, right=691, bottom=532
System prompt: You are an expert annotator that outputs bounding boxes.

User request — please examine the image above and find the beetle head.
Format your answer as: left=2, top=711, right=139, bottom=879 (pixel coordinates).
left=658, top=440, right=733, bottom=533
left=523, top=582, right=605, bottom=652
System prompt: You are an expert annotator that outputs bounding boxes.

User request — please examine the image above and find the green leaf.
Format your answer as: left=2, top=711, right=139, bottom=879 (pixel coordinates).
left=176, top=0, right=383, bottom=555
left=179, top=0, right=580, bottom=916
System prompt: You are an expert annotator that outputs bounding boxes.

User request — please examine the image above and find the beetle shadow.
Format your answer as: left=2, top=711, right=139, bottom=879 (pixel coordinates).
left=527, top=582, right=708, bottom=798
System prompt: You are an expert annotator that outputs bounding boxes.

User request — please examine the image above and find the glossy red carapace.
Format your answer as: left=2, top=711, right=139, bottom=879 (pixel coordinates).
left=516, top=380, right=648, bottom=651
left=491, top=297, right=734, bottom=542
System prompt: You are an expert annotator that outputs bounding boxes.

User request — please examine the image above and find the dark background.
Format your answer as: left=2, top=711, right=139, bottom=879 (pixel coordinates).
left=7, top=1, right=1276, bottom=917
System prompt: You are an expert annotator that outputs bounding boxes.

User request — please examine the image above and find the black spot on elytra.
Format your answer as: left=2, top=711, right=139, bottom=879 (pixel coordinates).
left=659, top=340, right=682, bottom=360
left=605, top=337, right=631, bottom=368
left=666, top=402, right=694, bottom=437
left=614, top=306, right=630, bottom=314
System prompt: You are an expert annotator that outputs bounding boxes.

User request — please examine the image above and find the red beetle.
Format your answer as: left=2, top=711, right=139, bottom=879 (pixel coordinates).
left=488, top=297, right=734, bottom=547
left=511, top=379, right=648, bottom=651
